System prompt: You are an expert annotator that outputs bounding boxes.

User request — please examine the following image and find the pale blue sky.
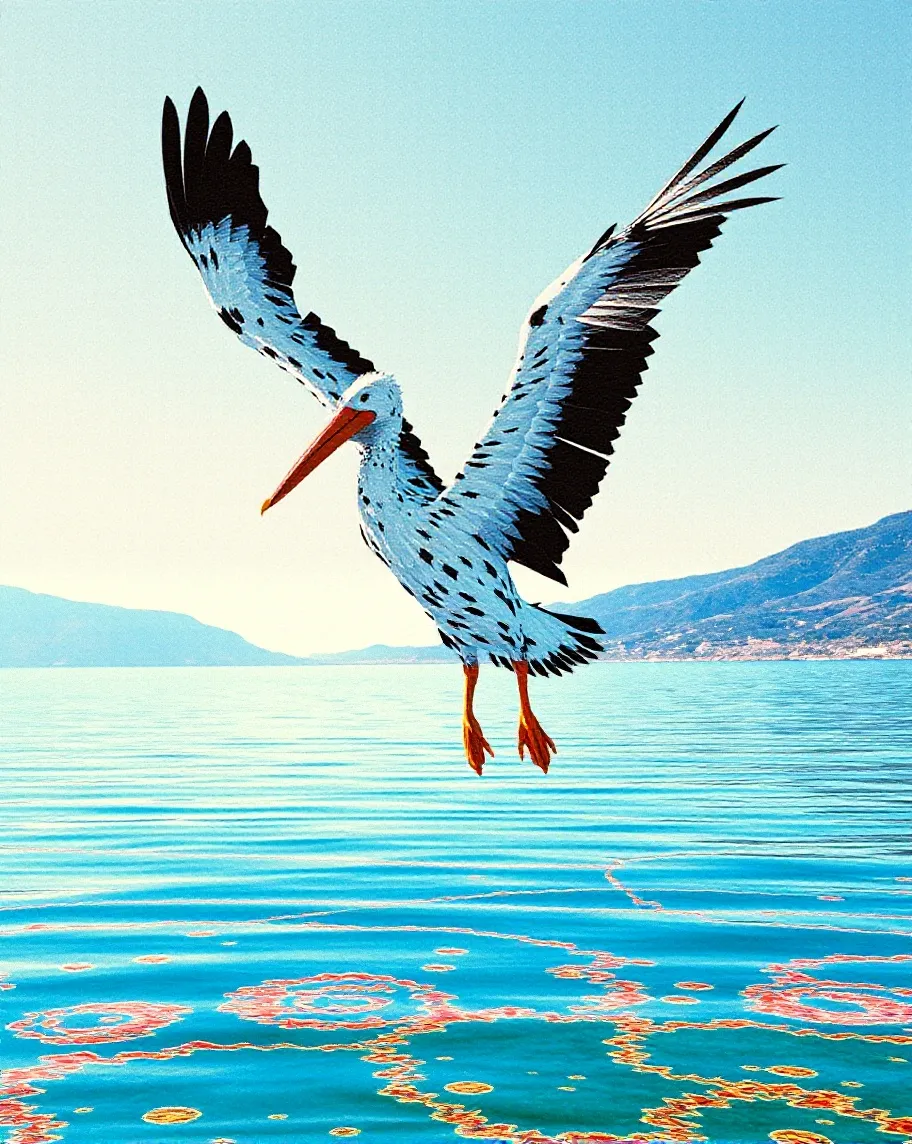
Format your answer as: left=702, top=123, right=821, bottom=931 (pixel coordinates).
left=1, top=1, right=909, bottom=654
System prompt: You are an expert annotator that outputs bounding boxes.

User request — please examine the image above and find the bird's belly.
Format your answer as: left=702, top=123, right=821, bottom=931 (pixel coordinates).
left=391, top=545, right=524, bottom=662
left=358, top=506, right=525, bottom=661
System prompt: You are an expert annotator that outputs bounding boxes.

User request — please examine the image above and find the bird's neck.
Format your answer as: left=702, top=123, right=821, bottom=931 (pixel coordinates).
left=357, top=438, right=405, bottom=508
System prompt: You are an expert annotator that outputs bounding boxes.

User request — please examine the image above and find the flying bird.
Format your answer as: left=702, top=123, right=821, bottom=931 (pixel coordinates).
left=162, top=88, right=780, bottom=775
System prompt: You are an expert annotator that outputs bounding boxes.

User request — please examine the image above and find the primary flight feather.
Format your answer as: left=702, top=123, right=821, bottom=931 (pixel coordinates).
left=162, top=87, right=780, bottom=774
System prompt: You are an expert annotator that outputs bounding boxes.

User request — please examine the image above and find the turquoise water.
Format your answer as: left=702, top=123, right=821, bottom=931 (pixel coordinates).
left=0, top=662, right=910, bottom=1143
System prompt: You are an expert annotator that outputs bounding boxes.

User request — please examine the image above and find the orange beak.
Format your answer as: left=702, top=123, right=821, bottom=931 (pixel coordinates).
left=260, top=405, right=376, bottom=514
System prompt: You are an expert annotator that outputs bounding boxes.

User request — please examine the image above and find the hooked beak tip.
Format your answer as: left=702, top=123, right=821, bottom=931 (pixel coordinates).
left=260, top=498, right=272, bottom=516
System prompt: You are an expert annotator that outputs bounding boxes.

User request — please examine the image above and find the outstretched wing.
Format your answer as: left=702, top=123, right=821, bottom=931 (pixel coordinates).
left=432, top=101, right=781, bottom=584
left=162, top=87, right=443, bottom=494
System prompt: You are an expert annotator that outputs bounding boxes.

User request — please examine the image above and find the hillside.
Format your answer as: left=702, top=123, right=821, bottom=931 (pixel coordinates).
left=0, top=587, right=306, bottom=668
left=300, top=643, right=457, bottom=666
left=572, top=510, right=911, bottom=659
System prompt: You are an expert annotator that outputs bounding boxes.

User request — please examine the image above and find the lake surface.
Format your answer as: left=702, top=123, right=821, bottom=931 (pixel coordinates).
left=0, top=662, right=910, bottom=1144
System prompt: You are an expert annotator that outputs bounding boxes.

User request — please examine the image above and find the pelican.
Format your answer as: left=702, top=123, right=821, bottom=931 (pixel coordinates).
left=162, top=89, right=780, bottom=775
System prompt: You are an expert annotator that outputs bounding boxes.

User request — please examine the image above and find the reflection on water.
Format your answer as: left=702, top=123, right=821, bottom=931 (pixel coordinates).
left=0, top=663, right=909, bottom=1142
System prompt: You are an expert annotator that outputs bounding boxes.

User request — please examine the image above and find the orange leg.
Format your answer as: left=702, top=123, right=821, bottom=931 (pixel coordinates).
left=513, top=661, right=556, bottom=773
left=462, top=662, right=494, bottom=775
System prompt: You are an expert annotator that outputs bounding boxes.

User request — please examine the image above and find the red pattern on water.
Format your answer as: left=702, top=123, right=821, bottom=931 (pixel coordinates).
left=744, top=954, right=912, bottom=1026
left=7, top=1001, right=192, bottom=1046
left=2, top=930, right=910, bottom=1143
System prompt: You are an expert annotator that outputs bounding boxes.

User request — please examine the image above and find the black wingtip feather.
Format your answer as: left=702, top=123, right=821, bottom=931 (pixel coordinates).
left=183, top=88, right=209, bottom=217
left=655, top=195, right=780, bottom=228
left=207, top=110, right=234, bottom=165
left=161, top=95, right=188, bottom=242
left=694, top=99, right=747, bottom=156
left=667, top=163, right=784, bottom=212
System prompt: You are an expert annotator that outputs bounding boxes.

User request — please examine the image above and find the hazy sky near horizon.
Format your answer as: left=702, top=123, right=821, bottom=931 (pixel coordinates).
left=2, top=1, right=909, bottom=655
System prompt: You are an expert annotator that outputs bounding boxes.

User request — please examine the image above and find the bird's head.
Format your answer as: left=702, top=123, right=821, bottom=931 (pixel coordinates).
left=339, top=374, right=403, bottom=436
left=260, top=373, right=401, bottom=514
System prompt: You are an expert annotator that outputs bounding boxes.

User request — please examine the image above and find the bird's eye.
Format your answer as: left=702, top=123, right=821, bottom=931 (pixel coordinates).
left=359, top=393, right=370, bottom=403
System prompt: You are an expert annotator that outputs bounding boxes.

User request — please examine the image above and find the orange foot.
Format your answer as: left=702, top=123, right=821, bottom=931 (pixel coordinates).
left=518, top=712, right=556, bottom=774
left=463, top=716, right=494, bottom=775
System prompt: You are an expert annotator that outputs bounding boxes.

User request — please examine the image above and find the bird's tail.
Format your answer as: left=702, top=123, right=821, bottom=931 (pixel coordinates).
left=508, top=605, right=604, bottom=677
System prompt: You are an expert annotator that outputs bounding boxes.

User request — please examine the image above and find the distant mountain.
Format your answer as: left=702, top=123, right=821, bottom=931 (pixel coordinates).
left=3, top=512, right=909, bottom=667
left=572, top=509, right=911, bottom=659
left=0, top=587, right=306, bottom=667
left=300, top=643, right=456, bottom=666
